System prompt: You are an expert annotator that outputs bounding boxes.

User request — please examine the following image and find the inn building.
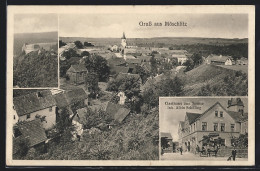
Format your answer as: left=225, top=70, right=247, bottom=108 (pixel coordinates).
left=178, top=98, right=248, bottom=152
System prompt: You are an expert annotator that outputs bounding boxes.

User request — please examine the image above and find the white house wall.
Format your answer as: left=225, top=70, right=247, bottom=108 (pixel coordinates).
left=18, top=106, right=57, bottom=130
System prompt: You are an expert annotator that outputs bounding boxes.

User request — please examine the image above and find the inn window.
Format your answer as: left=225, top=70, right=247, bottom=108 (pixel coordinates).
left=202, top=122, right=207, bottom=131
left=221, top=123, right=225, bottom=132
left=214, top=123, right=218, bottom=131
left=215, top=111, right=218, bottom=117
left=220, top=111, right=223, bottom=117
left=231, top=124, right=235, bottom=132
left=14, top=115, right=15, bottom=120
left=26, top=114, right=30, bottom=119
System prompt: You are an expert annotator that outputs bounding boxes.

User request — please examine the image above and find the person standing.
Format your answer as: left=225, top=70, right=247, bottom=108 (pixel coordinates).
left=232, top=149, right=237, bottom=161
left=180, top=146, right=183, bottom=155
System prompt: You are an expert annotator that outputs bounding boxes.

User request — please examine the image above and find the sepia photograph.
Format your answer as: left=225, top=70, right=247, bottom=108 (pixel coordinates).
left=160, top=97, right=248, bottom=161
left=13, top=14, right=58, bottom=88
left=6, top=5, right=255, bottom=166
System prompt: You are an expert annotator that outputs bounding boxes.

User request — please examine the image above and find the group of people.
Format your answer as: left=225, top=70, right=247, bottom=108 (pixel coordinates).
left=178, top=144, right=237, bottom=161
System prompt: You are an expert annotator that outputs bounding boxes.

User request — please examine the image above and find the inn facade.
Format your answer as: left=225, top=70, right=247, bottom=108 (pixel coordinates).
left=178, top=98, right=248, bottom=152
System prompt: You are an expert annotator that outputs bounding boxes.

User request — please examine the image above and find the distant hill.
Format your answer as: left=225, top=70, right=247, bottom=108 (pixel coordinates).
left=60, top=36, right=247, bottom=47
left=14, top=32, right=58, bottom=57
left=13, top=50, right=58, bottom=87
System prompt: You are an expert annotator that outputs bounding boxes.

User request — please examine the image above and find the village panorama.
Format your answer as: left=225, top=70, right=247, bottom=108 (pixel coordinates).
left=12, top=32, right=248, bottom=160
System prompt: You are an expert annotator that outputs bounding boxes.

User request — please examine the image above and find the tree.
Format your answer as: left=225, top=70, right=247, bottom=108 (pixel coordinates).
left=84, top=42, right=94, bottom=47
left=183, top=58, right=194, bottom=72
left=85, top=72, right=100, bottom=99
left=56, top=108, right=72, bottom=133
left=62, top=48, right=79, bottom=60
left=74, top=41, right=83, bottom=49
left=150, top=55, right=157, bottom=76
left=84, top=55, right=110, bottom=82
left=142, top=76, right=184, bottom=108
left=81, top=51, right=90, bottom=57
left=107, top=75, right=142, bottom=112
left=135, top=65, right=150, bottom=84
left=191, top=53, right=203, bottom=67
left=14, top=138, right=30, bottom=158
left=59, top=40, right=66, bottom=48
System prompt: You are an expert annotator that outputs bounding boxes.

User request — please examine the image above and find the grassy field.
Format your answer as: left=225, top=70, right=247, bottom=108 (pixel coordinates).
left=182, top=64, right=238, bottom=96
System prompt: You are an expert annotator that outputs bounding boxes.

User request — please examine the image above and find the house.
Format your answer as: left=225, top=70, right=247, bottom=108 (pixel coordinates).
left=13, top=119, right=48, bottom=155
left=125, top=58, right=142, bottom=65
left=13, top=90, right=57, bottom=130
left=236, top=57, right=248, bottom=65
left=161, top=132, right=173, bottom=153
left=111, top=45, right=119, bottom=52
left=171, top=54, right=188, bottom=65
left=53, top=88, right=88, bottom=115
left=66, top=64, right=88, bottom=85
left=206, top=55, right=233, bottom=65
left=178, top=98, right=248, bottom=152
left=22, top=43, right=40, bottom=54
left=110, top=66, right=130, bottom=75
left=106, top=102, right=130, bottom=124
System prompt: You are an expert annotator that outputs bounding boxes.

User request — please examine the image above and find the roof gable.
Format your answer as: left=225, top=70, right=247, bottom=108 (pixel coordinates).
left=160, top=132, right=173, bottom=140
left=68, top=64, right=88, bottom=73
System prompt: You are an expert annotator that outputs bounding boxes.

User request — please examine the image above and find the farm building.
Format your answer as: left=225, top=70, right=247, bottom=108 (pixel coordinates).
left=236, top=57, right=248, bottom=65
left=206, top=55, right=233, bottom=65
left=66, top=64, right=88, bottom=85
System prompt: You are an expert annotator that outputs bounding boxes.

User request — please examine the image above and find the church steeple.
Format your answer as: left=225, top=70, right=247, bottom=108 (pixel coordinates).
left=121, top=32, right=126, bottom=39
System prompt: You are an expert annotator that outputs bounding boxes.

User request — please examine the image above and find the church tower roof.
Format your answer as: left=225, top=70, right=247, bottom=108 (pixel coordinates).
left=121, top=32, right=126, bottom=39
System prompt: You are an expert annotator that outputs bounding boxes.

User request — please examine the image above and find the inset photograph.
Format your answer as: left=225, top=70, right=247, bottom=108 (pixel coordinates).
left=13, top=14, right=58, bottom=88
left=160, top=97, right=248, bottom=161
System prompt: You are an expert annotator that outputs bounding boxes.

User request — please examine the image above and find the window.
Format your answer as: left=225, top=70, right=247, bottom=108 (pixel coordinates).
left=220, top=111, right=223, bottom=117
left=194, top=123, right=196, bottom=131
left=26, top=114, right=30, bottom=119
left=13, top=115, right=16, bottom=120
left=231, top=124, right=235, bottom=132
left=49, top=107, right=52, bottom=112
left=215, top=111, right=218, bottom=117
left=221, top=123, right=225, bottom=132
left=202, top=122, right=207, bottom=131
left=214, top=123, right=218, bottom=131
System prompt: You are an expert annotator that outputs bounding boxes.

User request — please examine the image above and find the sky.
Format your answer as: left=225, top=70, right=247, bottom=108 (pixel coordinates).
left=160, top=97, right=248, bottom=141
left=59, top=13, right=248, bottom=38
left=14, top=14, right=58, bottom=33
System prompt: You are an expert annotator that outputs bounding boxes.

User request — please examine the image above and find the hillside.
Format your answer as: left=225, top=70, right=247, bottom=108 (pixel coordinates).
left=13, top=50, right=58, bottom=87
left=183, top=64, right=247, bottom=96
left=14, top=32, right=58, bottom=57
left=19, top=108, right=159, bottom=160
